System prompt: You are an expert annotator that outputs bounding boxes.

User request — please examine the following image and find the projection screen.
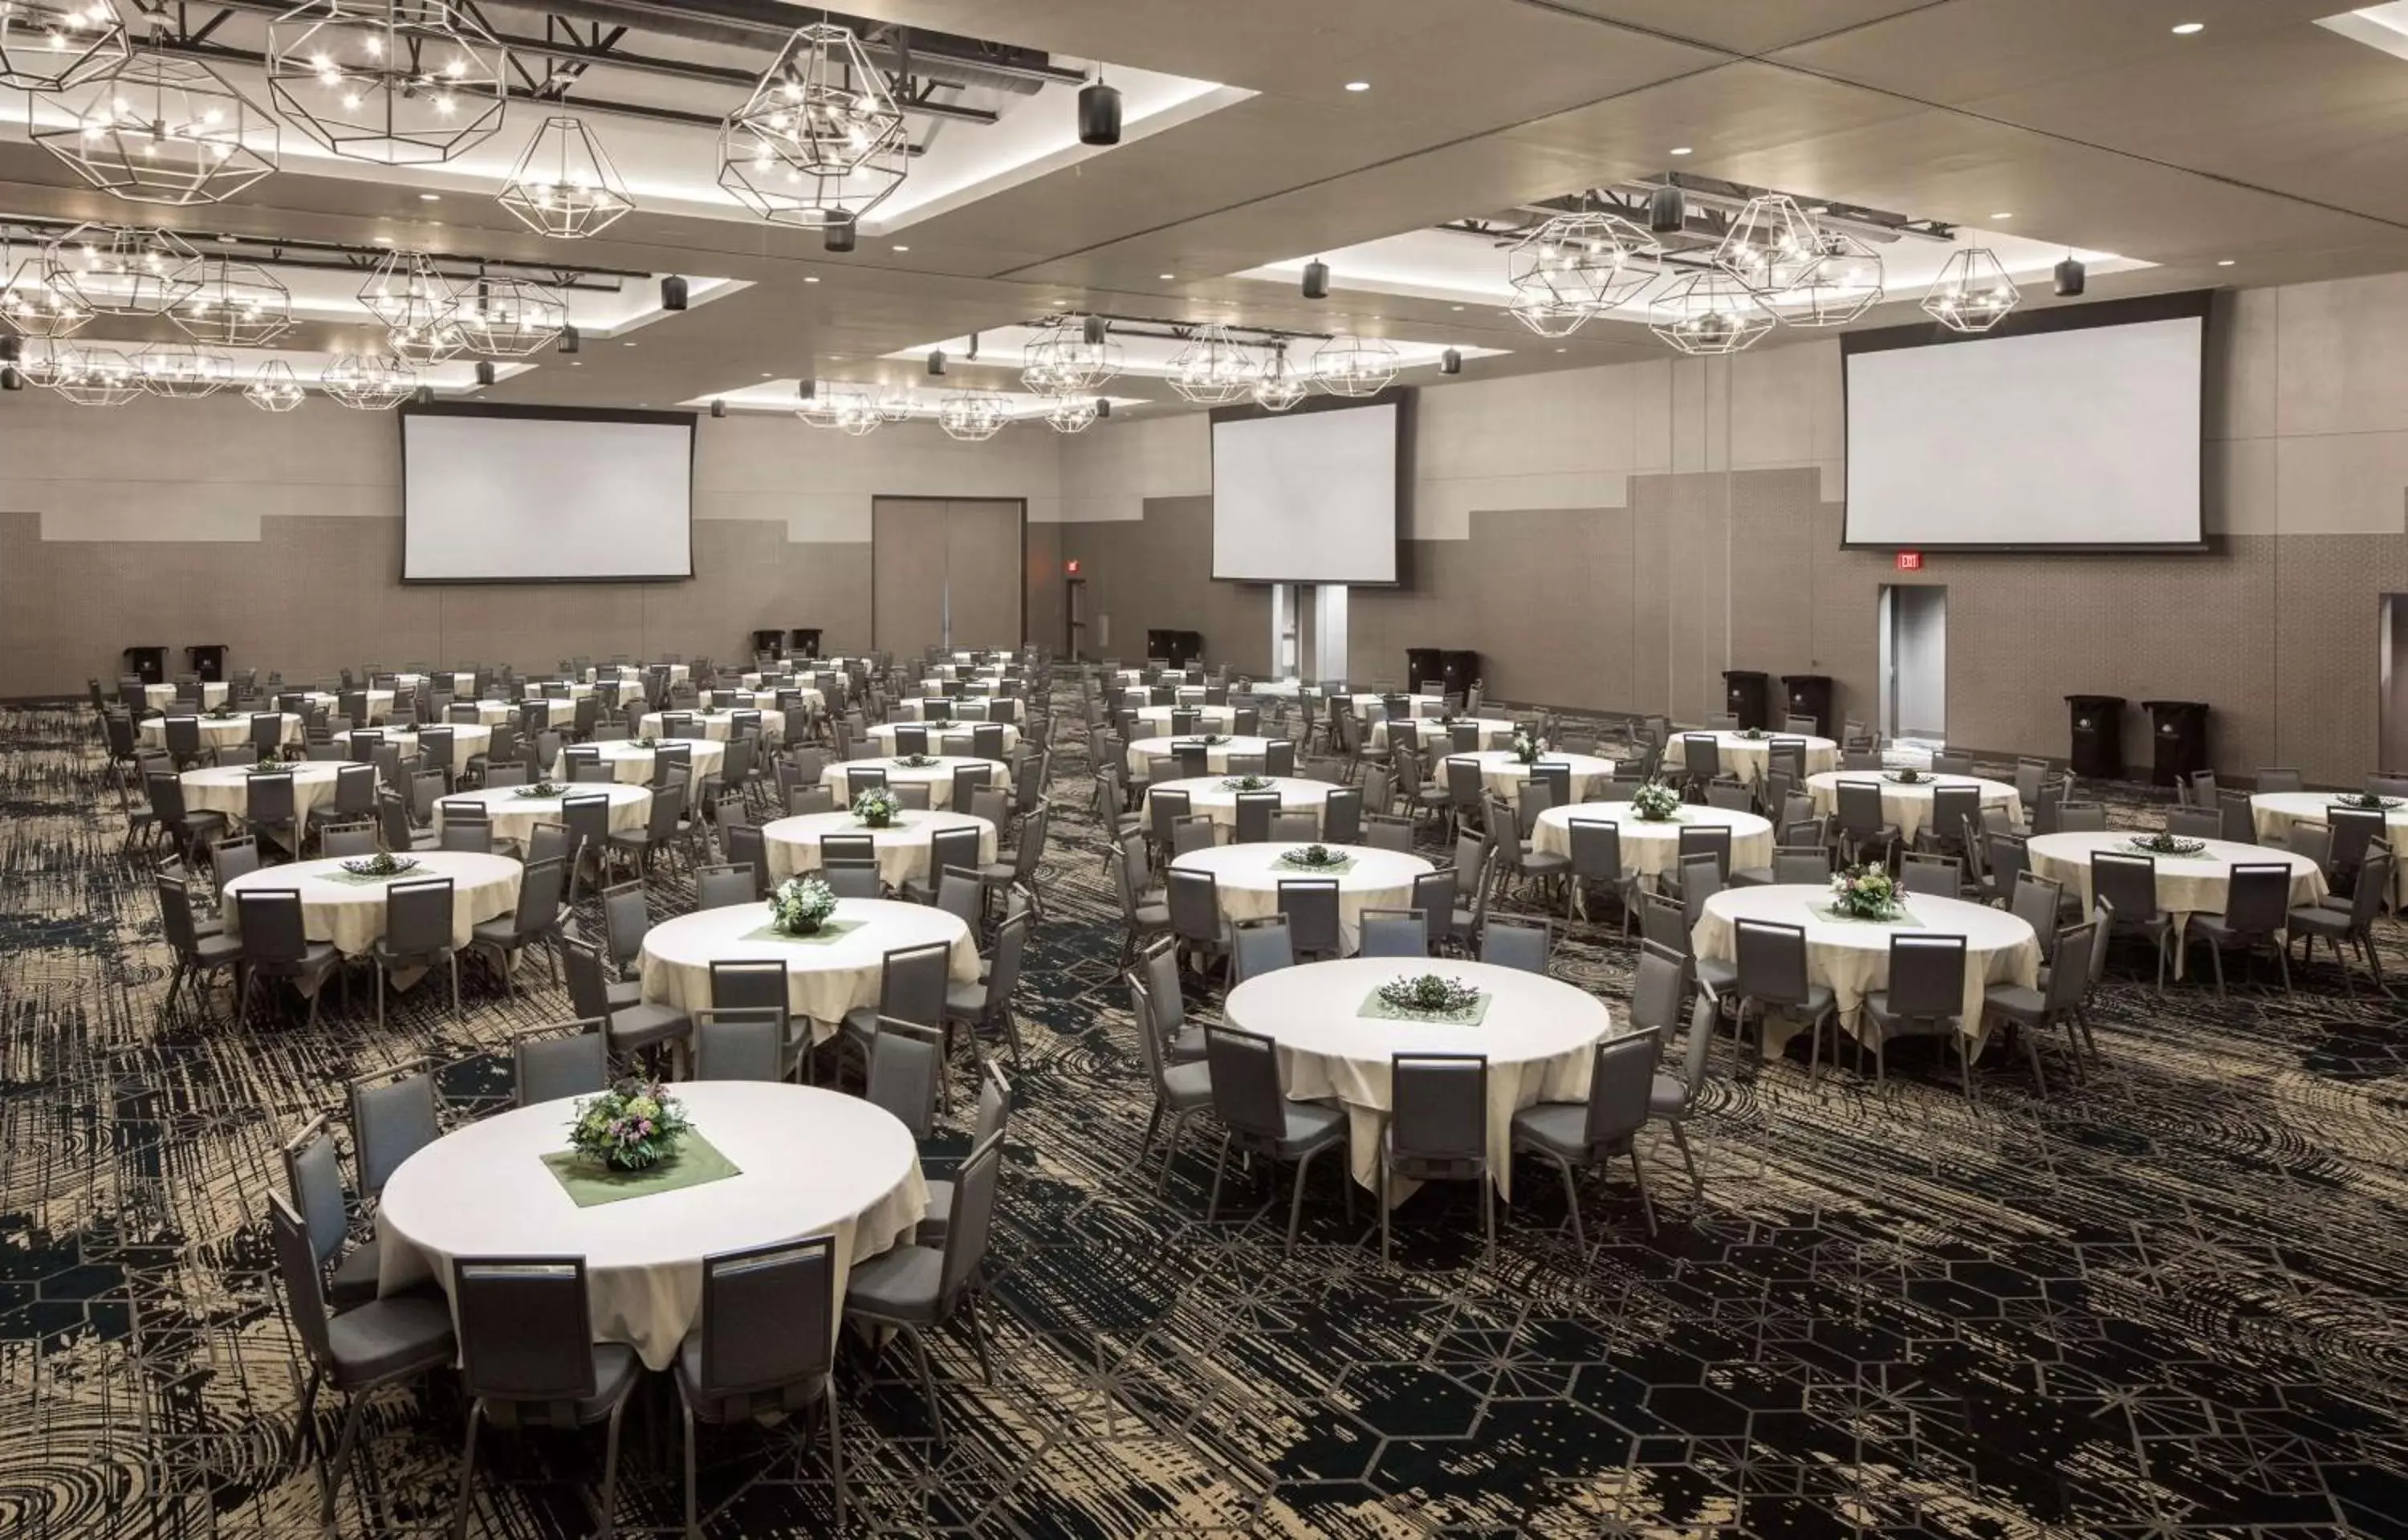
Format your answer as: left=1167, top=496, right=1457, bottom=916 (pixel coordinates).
left=402, top=407, right=695, bottom=581
left=1211, top=401, right=1401, bottom=583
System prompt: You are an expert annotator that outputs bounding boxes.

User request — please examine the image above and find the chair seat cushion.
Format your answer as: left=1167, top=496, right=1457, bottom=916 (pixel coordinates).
left=1168, top=1025, right=1208, bottom=1064
left=467, top=918, right=522, bottom=946
left=608, top=1003, right=690, bottom=1052
left=327, top=1240, right=383, bottom=1307
left=194, top=932, right=245, bottom=964
left=605, top=978, right=641, bottom=1008
left=1520, top=852, right=1572, bottom=877
left=840, top=1005, right=879, bottom=1041
left=1648, top=1073, right=1688, bottom=1116
left=1694, top=957, right=1740, bottom=993
left=324, top=1293, right=457, bottom=1387
left=843, top=1244, right=944, bottom=1323
left=1862, top=990, right=1962, bottom=1033
left=1509, top=1102, right=1592, bottom=1160
left=1133, top=902, right=1171, bottom=928
left=944, top=981, right=990, bottom=1018
left=676, top=1330, right=826, bottom=1423
left=1267, top=1098, right=1345, bottom=1154
left=1981, top=983, right=2048, bottom=1023
left=2286, top=905, right=2350, bottom=938
left=917, top=1179, right=955, bottom=1244
left=2186, top=912, right=2267, bottom=942
left=1162, top=1059, right=1213, bottom=1110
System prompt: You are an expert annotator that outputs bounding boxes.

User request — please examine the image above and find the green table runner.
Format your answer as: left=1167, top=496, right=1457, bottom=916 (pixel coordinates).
left=1814, top=903, right=1924, bottom=928
left=1359, top=988, right=1494, bottom=1026
left=1275, top=854, right=1357, bottom=875
left=539, top=1133, right=742, bottom=1208
left=740, top=919, right=867, bottom=946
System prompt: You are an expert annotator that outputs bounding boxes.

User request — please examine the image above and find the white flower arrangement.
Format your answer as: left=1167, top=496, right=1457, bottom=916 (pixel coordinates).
left=852, top=785, right=903, bottom=828
left=1630, top=780, right=1682, bottom=821
left=768, top=876, right=840, bottom=935
left=1511, top=731, right=1548, bottom=766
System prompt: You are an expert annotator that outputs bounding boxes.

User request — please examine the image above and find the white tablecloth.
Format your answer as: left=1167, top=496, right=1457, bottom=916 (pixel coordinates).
left=2025, top=832, right=2327, bottom=972
left=703, top=687, right=824, bottom=715
left=640, top=709, right=787, bottom=744
left=1372, top=716, right=1512, bottom=753
left=1170, top=842, right=1436, bottom=955
left=638, top=898, right=979, bottom=1037
left=220, top=852, right=521, bottom=954
left=819, top=756, right=1005, bottom=812
left=1663, top=732, right=1840, bottom=788
left=1222, top=958, right=1612, bottom=1202
left=393, top=671, right=479, bottom=695
left=555, top=737, right=726, bottom=788
left=181, top=763, right=344, bottom=833
left=1142, top=775, right=1333, bottom=836
left=587, top=662, right=690, bottom=686
left=761, top=810, right=997, bottom=888
left=381, top=725, right=495, bottom=764
left=1691, top=885, right=2039, bottom=1055
left=2250, top=792, right=2408, bottom=906
left=486, top=698, right=579, bottom=729
left=297, top=691, right=397, bottom=723
left=897, top=698, right=1019, bottom=723
left=1125, top=734, right=1275, bottom=776
left=1531, top=802, right=1775, bottom=881
left=1465, top=751, right=1617, bottom=803
left=1343, top=692, right=1446, bottom=719
left=139, top=713, right=303, bottom=751
left=1806, top=772, right=2023, bottom=845
left=433, top=782, right=652, bottom=849
left=868, top=721, right=1021, bottom=756
left=375, top=1082, right=925, bottom=1371
left=144, top=682, right=228, bottom=711
left=1132, top=705, right=1239, bottom=735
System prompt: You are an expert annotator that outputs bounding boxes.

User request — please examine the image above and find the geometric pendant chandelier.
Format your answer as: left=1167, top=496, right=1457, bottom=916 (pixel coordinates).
left=35, top=44, right=279, bottom=206
left=1921, top=246, right=2021, bottom=333
left=44, top=224, right=201, bottom=316
left=496, top=116, right=634, bottom=238
left=265, top=0, right=509, bottom=165
left=0, top=1, right=129, bottom=93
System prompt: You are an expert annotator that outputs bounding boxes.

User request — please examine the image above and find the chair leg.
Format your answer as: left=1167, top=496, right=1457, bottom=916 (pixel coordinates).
left=596, top=1395, right=625, bottom=1540
left=904, top=1325, right=946, bottom=1444
left=450, top=1403, right=483, bottom=1540
left=682, top=1403, right=700, bottom=1540
left=1553, top=1155, right=1585, bottom=1253
left=961, top=1294, right=995, bottom=1386
left=1481, top=1176, right=1496, bottom=1261
left=1627, top=1149, right=1657, bottom=1236
left=825, top=1389, right=847, bottom=1534
left=1668, top=1119, right=1702, bottom=1199
left=1205, top=1131, right=1235, bottom=1224
left=1378, top=1159, right=1390, bottom=1263
left=2207, top=940, right=2227, bottom=998
left=1133, top=1102, right=1165, bottom=1172
left=1958, top=1036, right=1979, bottom=1103
left=322, top=1395, right=367, bottom=1526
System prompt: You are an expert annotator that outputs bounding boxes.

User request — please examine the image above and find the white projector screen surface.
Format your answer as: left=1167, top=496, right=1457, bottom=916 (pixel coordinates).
left=404, top=412, right=694, bottom=581
left=1212, top=403, right=1399, bottom=582
left=1845, top=316, right=2203, bottom=548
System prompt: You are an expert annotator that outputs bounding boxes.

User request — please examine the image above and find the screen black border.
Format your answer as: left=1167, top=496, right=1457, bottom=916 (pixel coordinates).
left=1206, top=387, right=1412, bottom=586
left=1839, top=287, right=2215, bottom=554
left=398, top=401, right=699, bottom=584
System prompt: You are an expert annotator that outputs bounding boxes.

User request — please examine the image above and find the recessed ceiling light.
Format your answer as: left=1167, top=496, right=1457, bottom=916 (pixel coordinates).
left=2217, top=259, right=2235, bottom=267
left=2171, top=21, right=2204, bottom=35
left=803, top=275, right=820, bottom=283
left=214, top=234, right=236, bottom=245
left=417, top=193, right=440, bottom=202
left=1554, top=347, right=1567, bottom=353
left=570, top=361, right=583, bottom=367
left=623, top=341, right=637, bottom=347
left=1051, top=299, right=1069, bottom=306
left=1669, top=145, right=1692, bottom=156
left=1991, top=211, right=2013, bottom=219
left=1450, top=305, right=1464, bottom=311
left=760, top=372, right=773, bottom=377
left=1344, top=80, right=1370, bottom=92
left=891, top=244, right=909, bottom=251
left=372, top=235, right=393, bottom=245
left=1159, top=272, right=1175, bottom=280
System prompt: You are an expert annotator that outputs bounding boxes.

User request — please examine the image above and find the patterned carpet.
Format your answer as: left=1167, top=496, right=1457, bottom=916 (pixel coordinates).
left=3, top=698, right=2407, bottom=1538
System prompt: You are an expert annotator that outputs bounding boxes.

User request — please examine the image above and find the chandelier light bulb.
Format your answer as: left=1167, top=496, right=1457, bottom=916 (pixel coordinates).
left=266, top=0, right=508, bottom=165
left=1921, top=246, right=2022, bottom=333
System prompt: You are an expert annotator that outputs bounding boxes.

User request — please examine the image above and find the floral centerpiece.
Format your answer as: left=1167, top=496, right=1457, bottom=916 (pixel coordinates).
left=2130, top=831, right=2207, bottom=857
left=1186, top=732, right=1232, bottom=747
left=2341, top=792, right=2402, bottom=811
left=1221, top=774, right=1274, bottom=792
left=1630, top=780, right=1683, bottom=821
left=698, top=705, right=726, bottom=716
left=1511, top=731, right=1548, bottom=766
left=340, top=853, right=418, bottom=878
left=632, top=735, right=660, bottom=749
left=1279, top=843, right=1348, bottom=870
left=1737, top=727, right=1767, bottom=741
left=246, top=747, right=306, bottom=772
left=204, top=704, right=238, bottom=720
left=1886, top=766, right=1927, bottom=784
left=852, top=785, right=903, bottom=828
left=1435, top=711, right=1461, bottom=728
left=515, top=780, right=565, bottom=798
left=567, top=1078, right=694, bottom=1172
left=1828, top=863, right=1905, bottom=920
left=1375, top=973, right=1483, bottom=1018
left=768, top=875, right=840, bottom=936
left=895, top=752, right=941, bottom=768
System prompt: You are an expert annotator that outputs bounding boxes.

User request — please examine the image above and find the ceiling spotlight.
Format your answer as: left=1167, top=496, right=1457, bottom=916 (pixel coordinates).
left=711, top=398, right=726, bottom=418
left=266, top=0, right=510, bottom=165
left=1158, top=272, right=1175, bottom=281
left=470, top=359, right=494, bottom=386
left=1096, top=398, right=1112, bottom=420
left=418, top=193, right=440, bottom=202
left=1668, top=145, right=1692, bottom=157
left=2054, top=255, right=2086, bottom=295
left=558, top=325, right=580, bottom=354
left=1079, top=71, right=1122, bottom=145
left=2217, top=259, right=2235, bottom=267
left=1343, top=80, right=1370, bottom=92
left=926, top=348, right=946, bottom=377
left=661, top=275, right=689, bottom=312
left=2171, top=21, right=2203, bottom=34
left=412, top=385, right=436, bottom=406
left=497, top=116, right=634, bottom=238
left=1439, top=348, right=1462, bottom=376
left=1922, top=247, right=2022, bottom=332
left=1991, top=212, right=2013, bottom=220
left=1648, top=182, right=1686, bottom=235
left=1302, top=259, right=1330, bottom=300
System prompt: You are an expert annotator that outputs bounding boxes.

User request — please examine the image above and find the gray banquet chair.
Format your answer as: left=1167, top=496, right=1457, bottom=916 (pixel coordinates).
left=1381, top=1052, right=1494, bottom=1261
left=1508, top=1027, right=1664, bottom=1249
left=1202, top=1024, right=1351, bottom=1252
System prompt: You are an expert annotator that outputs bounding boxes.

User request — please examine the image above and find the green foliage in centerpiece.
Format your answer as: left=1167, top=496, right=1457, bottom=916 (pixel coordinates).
left=1737, top=727, right=1767, bottom=741
left=340, top=853, right=418, bottom=878
left=246, top=747, right=306, bottom=773
left=1885, top=766, right=1926, bottom=784
left=2130, top=831, right=2207, bottom=857
left=205, top=705, right=238, bottom=720
left=568, top=1078, right=694, bottom=1171
left=1374, top=973, right=1483, bottom=1018
left=1279, top=842, right=1346, bottom=870
left=515, top=780, right=565, bottom=798
left=1630, top=779, right=1683, bottom=821
left=769, top=876, right=840, bottom=935
left=1221, top=774, right=1274, bottom=792
left=852, top=785, right=902, bottom=828
left=2341, top=792, right=2402, bottom=811
left=1511, top=730, right=1548, bottom=766
left=1828, top=864, right=1904, bottom=920
left=895, top=752, right=941, bottom=768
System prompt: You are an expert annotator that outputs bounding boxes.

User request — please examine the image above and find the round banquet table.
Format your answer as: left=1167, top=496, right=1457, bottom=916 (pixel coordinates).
left=392, top=671, right=480, bottom=695
left=2250, top=792, right=2408, bottom=907
left=1239, top=679, right=1305, bottom=698
left=818, top=756, right=1006, bottom=812
left=219, top=851, right=522, bottom=954
left=139, top=712, right=304, bottom=751
left=181, top=762, right=344, bottom=833
left=868, top=720, right=1021, bottom=756
left=1372, top=716, right=1512, bottom=753
left=1464, top=750, right=1617, bottom=803
left=1170, top=841, right=1436, bottom=955
left=1141, top=775, right=1334, bottom=837
left=1344, top=692, right=1446, bottom=719
left=143, top=682, right=228, bottom=711
left=637, top=897, right=980, bottom=1038
left=555, top=736, right=725, bottom=788
left=897, top=698, right=1019, bottom=723
left=373, top=1082, right=925, bottom=1371
left=1806, top=771, right=2023, bottom=845
left=761, top=809, right=998, bottom=888
left=1125, top=734, right=1275, bottom=776
left=1531, top=801, right=1775, bottom=882
left=486, top=698, right=579, bottom=729
left=1131, top=704, right=1239, bottom=735
left=1690, top=885, right=2040, bottom=1057
left=639, top=709, right=786, bottom=744
left=2024, top=832, right=2328, bottom=975
left=432, top=781, right=652, bottom=849
left=381, top=724, right=494, bottom=764
left=1663, top=731, right=1840, bottom=788
left=1119, top=683, right=1207, bottom=705
left=1222, top=957, right=1613, bottom=1202
left=588, top=662, right=690, bottom=686
left=703, top=687, right=824, bottom=715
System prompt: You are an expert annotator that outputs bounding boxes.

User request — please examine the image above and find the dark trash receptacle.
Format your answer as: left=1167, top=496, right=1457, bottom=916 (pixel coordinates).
left=2142, top=699, right=2210, bottom=788
left=1723, top=670, right=1770, bottom=731
left=1147, top=629, right=1203, bottom=669
left=1780, top=674, right=1834, bottom=739
left=2064, top=695, right=2128, bottom=780
left=185, top=644, right=228, bottom=682
left=750, top=629, right=785, bottom=658
left=1439, top=650, right=1479, bottom=698
left=1405, top=647, right=1444, bottom=694
left=123, top=646, right=167, bottom=685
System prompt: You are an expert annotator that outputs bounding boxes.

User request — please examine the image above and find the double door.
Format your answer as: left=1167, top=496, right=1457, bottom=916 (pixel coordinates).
left=870, top=498, right=1023, bottom=656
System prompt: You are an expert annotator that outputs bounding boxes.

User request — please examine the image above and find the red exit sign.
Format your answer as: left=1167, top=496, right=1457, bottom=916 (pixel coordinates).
left=1064, top=559, right=1081, bottom=575
left=1895, top=551, right=1924, bottom=572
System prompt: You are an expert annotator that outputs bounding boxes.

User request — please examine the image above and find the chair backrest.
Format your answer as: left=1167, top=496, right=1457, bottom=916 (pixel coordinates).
left=1231, top=915, right=1294, bottom=982
left=2164, top=808, right=2221, bottom=841
left=693, top=1007, right=785, bottom=1081
left=692, top=1234, right=837, bottom=1409
left=2056, top=801, right=2108, bottom=833
left=1358, top=907, right=1428, bottom=959
left=1389, top=1053, right=1488, bottom=1165
left=237, top=886, right=316, bottom=968
left=1233, top=790, right=1280, bottom=844
left=1275, top=878, right=1341, bottom=955
left=878, top=939, right=954, bottom=1025
left=1629, top=939, right=1690, bottom=1033
left=2009, top=870, right=2063, bottom=948
left=1771, top=845, right=1829, bottom=884
left=348, top=1063, right=438, bottom=1196
left=513, top=1021, right=609, bottom=1106
left=2220, top=862, right=2295, bottom=934
left=280, top=1115, right=350, bottom=1273
left=864, top=1017, right=944, bottom=1136
left=454, top=1255, right=597, bottom=1404
left=2351, top=846, right=2394, bottom=927
left=1834, top=780, right=1886, bottom=833
left=1482, top=915, right=1550, bottom=972
left=1885, top=932, right=1968, bottom=1018
left=266, top=1192, right=336, bottom=1369
left=383, top=874, right=455, bottom=955
left=696, top=862, right=755, bottom=911
left=2329, top=806, right=2386, bottom=869
left=936, top=1134, right=1005, bottom=1302
left=2089, top=850, right=2158, bottom=920
left=601, top=880, right=651, bottom=970
left=1167, top=866, right=1222, bottom=946
left=1203, top=1025, right=1291, bottom=1143
left=1580, top=1029, right=1663, bottom=1151
left=1149, top=787, right=1191, bottom=845
left=1733, top=918, right=1811, bottom=1005
left=1898, top=852, right=1960, bottom=898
